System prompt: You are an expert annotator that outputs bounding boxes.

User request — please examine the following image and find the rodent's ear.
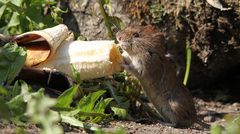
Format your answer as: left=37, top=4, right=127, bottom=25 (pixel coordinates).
left=143, top=25, right=157, bottom=34
left=154, top=32, right=166, bottom=44
left=144, top=25, right=155, bottom=29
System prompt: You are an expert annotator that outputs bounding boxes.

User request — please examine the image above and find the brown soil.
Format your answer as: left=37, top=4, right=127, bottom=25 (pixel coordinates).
left=1, top=98, right=239, bottom=134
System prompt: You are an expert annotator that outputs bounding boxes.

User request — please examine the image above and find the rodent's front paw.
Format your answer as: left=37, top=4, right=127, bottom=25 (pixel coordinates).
left=122, top=51, right=131, bottom=65
left=121, top=63, right=130, bottom=70
left=121, top=51, right=136, bottom=73
left=121, top=63, right=135, bottom=73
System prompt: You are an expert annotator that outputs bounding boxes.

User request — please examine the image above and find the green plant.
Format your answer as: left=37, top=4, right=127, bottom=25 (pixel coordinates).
left=0, top=42, right=26, bottom=85
left=183, top=39, right=191, bottom=85
left=0, top=0, right=65, bottom=35
left=149, top=0, right=164, bottom=23
left=0, top=80, right=63, bottom=134
left=98, top=0, right=124, bottom=39
left=211, top=114, right=240, bottom=134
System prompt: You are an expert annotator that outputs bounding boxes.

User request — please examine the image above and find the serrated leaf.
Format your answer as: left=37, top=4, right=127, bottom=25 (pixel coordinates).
left=111, top=106, right=127, bottom=118
left=60, top=108, right=80, bottom=117
left=0, top=42, right=26, bottom=85
left=60, top=114, right=100, bottom=131
left=95, top=98, right=113, bottom=113
left=108, top=16, right=124, bottom=30
left=105, top=82, right=130, bottom=109
left=6, top=93, right=26, bottom=118
left=78, top=90, right=106, bottom=112
left=55, top=84, right=79, bottom=108
left=92, top=98, right=113, bottom=122
left=25, top=88, right=63, bottom=134
left=10, top=80, right=21, bottom=98
left=3, top=81, right=31, bottom=120
left=20, top=80, right=31, bottom=94
left=19, top=80, right=33, bottom=102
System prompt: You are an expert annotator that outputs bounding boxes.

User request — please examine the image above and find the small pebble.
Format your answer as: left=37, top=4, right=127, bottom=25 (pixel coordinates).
left=232, top=102, right=240, bottom=107
left=204, top=116, right=215, bottom=122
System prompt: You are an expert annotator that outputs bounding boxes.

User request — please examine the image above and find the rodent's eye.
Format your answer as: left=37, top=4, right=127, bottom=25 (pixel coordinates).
left=132, top=32, right=140, bottom=38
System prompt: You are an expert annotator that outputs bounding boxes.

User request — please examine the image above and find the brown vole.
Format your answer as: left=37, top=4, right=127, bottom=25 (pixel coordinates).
left=116, top=25, right=197, bottom=128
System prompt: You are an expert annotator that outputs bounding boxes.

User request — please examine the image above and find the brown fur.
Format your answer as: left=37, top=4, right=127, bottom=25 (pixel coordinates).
left=116, top=25, right=197, bottom=127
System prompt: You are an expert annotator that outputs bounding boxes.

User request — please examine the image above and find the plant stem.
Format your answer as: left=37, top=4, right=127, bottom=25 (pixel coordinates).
left=98, top=0, right=114, bottom=39
left=183, top=40, right=191, bottom=85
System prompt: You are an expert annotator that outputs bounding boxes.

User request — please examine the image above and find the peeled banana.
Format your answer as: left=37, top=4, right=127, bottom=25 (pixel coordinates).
left=35, top=39, right=123, bottom=80
left=13, top=24, right=123, bottom=80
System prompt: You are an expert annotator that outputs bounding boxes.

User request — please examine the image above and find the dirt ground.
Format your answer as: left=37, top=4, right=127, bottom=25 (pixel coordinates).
left=1, top=97, right=239, bottom=134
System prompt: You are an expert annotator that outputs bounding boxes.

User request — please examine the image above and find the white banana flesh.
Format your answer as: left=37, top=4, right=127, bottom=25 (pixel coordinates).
left=35, top=40, right=123, bottom=80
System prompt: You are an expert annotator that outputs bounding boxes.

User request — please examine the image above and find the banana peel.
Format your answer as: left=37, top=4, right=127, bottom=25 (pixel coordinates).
left=13, top=24, right=123, bottom=80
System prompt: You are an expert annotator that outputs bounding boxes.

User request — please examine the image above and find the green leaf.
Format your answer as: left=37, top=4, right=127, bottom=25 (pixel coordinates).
left=0, top=98, right=11, bottom=119
left=25, top=88, right=63, bottom=134
left=224, top=115, right=240, bottom=134
left=92, top=98, right=113, bottom=122
left=0, top=0, right=9, bottom=5
left=225, top=122, right=240, bottom=134
left=60, top=114, right=100, bottom=131
left=95, top=98, right=113, bottom=113
left=105, top=82, right=130, bottom=118
left=60, top=108, right=80, bottom=117
left=20, top=80, right=31, bottom=94
left=70, top=64, right=81, bottom=84
left=11, top=0, right=24, bottom=7
left=0, top=5, right=6, bottom=19
left=51, top=6, right=67, bottom=24
left=210, top=124, right=222, bottom=134
left=76, top=90, right=110, bottom=122
left=17, top=80, right=32, bottom=103
left=0, top=86, right=8, bottom=95
left=0, top=43, right=27, bottom=85
left=55, top=84, right=79, bottom=108
left=29, top=0, right=47, bottom=6
left=10, top=80, right=21, bottom=98
left=108, top=16, right=124, bottom=30
left=8, top=11, right=20, bottom=27
left=78, top=90, right=106, bottom=112
left=7, top=93, right=26, bottom=118
left=0, top=0, right=57, bottom=34
left=99, top=0, right=110, bottom=5
left=29, top=0, right=56, bottom=6
left=111, top=106, right=127, bottom=119
left=6, top=81, right=32, bottom=120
